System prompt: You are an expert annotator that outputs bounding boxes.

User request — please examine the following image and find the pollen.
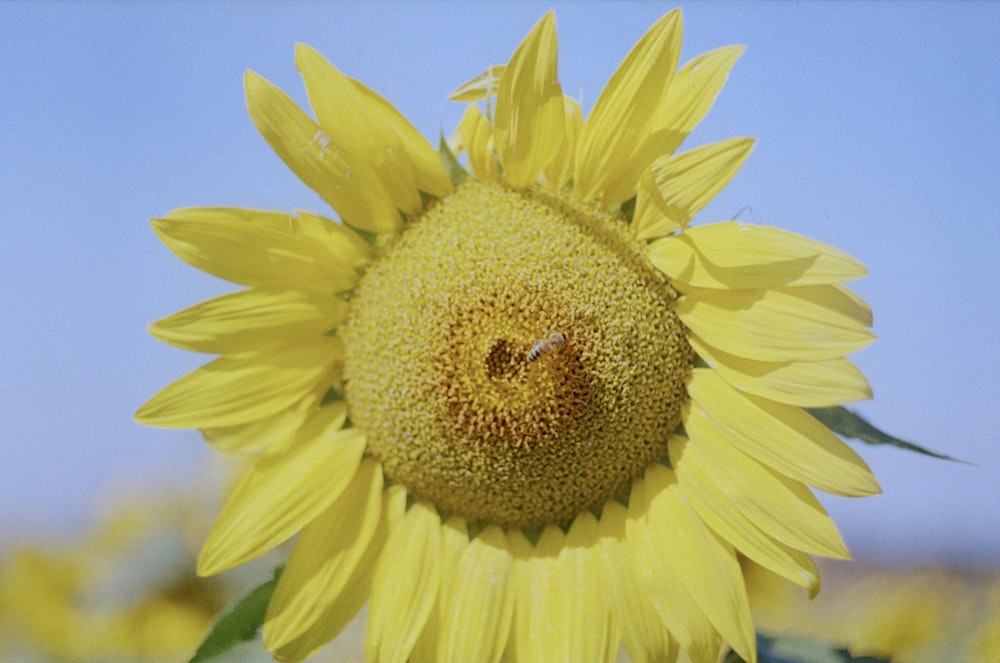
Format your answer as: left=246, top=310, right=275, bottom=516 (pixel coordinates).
left=342, top=181, right=692, bottom=529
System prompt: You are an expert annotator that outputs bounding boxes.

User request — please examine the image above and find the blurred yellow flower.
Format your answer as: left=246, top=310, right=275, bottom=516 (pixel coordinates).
left=0, top=489, right=224, bottom=662
left=137, top=9, right=879, bottom=662
left=747, top=559, right=1000, bottom=662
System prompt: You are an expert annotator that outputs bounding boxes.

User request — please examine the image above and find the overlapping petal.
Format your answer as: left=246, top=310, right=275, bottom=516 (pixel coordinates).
left=574, top=9, right=682, bottom=205
left=151, top=208, right=371, bottom=293
left=295, top=211, right=376, bottom=271
left=351, top=80, right=453, bottom=201
left=439, top=526, right=515, bottom=663
left=409, top=517, right=470, bottom=662
left=640, top=465, right=757, bottom=663
left=543, top=95, right=582, bottom=191
left=458, top=104, right=498, bottom=182
left=494, top=11, right=564, bottom=187
left=633, top=138, right=755, bottom=239
left=688, top=368, right=881, bottom=496
left=134, top=339, right=341, bottom=429
left=558, top=513, right=617, bottom=661
left=197, top=411, right=365, bottom=575
left=689, top=333, right=872, bottom=407
left=365, top=503, right=443, bottom=663
left=597, top=501, right=679, bottom=663
left=149, top=287, right=348, bottom=354
left=202, top=400, right=336, bottom=456
left=264, top=459, right=383, bottom=649
left=626, top=474, right=724, bottom=663
left=671, top=437, right=822, bottom=595
left=671, top=432, right=849, bottom=559
left=296, top=44, right=451, bottom=214
left=675, top=284, right=875, bottom=362
left=645, top=45, right=746, bottom=164
left=273, top=485, right=406, bottom=662
left=245, top=71, right=401, bottom=233
left=648, top=221, right=867, bottom=287
left=509, top=527, right=567, bottom=662
left=297, top=44, right=420, bottom=213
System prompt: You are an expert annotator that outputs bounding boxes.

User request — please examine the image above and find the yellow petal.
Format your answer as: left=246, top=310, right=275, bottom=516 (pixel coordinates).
left=202, top=400, right=338, bottom=456
left=648, top=45, right=746, bottom=159
left=273, top=484, right=400, bottom=662
left=294, top=210, right=375, bottom=272
left=449, top=65, right=506, bottom=101
left=641, top=465, right=757, bottom=663
left=633, top=138, right=755, bottom=239
left=558, top=512, right=617, bottom=662
left=674, top=284, right=875, bottom=362
left=440, top=526, right=515, bottom=663
left=511, top=525, right=610, bottom=662
left=494, top=11, right=564, bottom=188
left=543, top=95, right=582, bottom=191
left=625, top=475, right=723, bottom=663
left=648, top=221, right=868, bottom=286
left=458, top=103, right=498, bottom=183
left=436, top=517, right=470, bottom=609
left=264, top=459, right=383, bottom=648
left=410, top=516, right=468, bottom=663
left=296, top=44, right=449, bottom=213
left=597, top=501, right=679, bottom=663
left=245, top=70, right=401, bottom=234
left=678, top=422, right=849, bottom=558
left=574, top=9, right=682, bottom=205
left=509, top=527, right=561, bottom=661
left=366, top=502, right=443, bottom=663
left=134, top=339, right=341, bottom=428
left=150, top=207, right=371, bottom=293
left=814, top=283, right=874, bottom=326
left=381, top=484, right=408, bottom=530
left=296, top=44, right=416, bottom=213
left=670, top=436, right=828, bottom=596
left=351, top=77, right=453, bottom=200
left=689, top=333, right=872, bottom=407
left=635, top=167, right=684, bottom=236
left=197, top=413, right=366, bottom=575
left=149, top=287, right=347, bottom=354
left=688, top=368, right=881, bottom=496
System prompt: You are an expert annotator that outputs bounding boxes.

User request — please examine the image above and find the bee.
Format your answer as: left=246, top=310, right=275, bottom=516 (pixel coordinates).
left=527, top=331, right=567, bottom=362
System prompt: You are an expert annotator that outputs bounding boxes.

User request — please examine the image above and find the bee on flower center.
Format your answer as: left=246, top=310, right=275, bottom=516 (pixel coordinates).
left=526, top=331, right=568, bottom=362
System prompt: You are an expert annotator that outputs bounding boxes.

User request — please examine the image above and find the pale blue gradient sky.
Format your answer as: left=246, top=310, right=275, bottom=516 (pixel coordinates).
left=1, top=2, right=998, bottom=565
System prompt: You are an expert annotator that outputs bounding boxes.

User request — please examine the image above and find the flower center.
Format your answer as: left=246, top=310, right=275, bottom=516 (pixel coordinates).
left=342, top=182, right=692, bottom=529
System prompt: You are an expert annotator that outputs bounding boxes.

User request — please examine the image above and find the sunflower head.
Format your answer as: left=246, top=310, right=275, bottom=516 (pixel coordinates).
left=343, top=182, right=693, bottom=529
left=137, top=9, right=879, bottom=663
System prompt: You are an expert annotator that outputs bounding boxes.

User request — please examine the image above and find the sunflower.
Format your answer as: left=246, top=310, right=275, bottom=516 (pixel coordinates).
left=0, top=490, right=225, bottom=662
left=136, top=9, right=880, bottom=663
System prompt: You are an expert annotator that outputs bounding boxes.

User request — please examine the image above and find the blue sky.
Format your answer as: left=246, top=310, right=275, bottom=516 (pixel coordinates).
left=1, top=2, right=998, bottom=566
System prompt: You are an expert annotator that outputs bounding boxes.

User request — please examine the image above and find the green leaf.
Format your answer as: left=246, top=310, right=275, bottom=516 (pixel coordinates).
left=724, top=633, right=893, bottom=663
left=439, top=133, right=468, bottom=187
left=189, top=567, right=283, bottom=663
left=808, top=406, right=971, bottom=464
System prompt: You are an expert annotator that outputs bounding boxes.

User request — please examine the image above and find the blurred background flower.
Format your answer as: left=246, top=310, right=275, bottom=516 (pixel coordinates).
left=0, top=472, right=370, bottom=662
left=746, top=559, right=1000, bottom=662
left=0, top=481, right=225, bottom=662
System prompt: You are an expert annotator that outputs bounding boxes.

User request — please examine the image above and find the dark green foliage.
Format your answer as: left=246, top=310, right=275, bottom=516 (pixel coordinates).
left=724, top=633, right=893, bottom=663
left=189, top=567, right=282, bottom=663
left=809, top=406, right=970, bottom=464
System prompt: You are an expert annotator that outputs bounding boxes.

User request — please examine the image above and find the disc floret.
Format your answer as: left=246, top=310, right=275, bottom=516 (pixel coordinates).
left=343, top=182, right=693, bottom=528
